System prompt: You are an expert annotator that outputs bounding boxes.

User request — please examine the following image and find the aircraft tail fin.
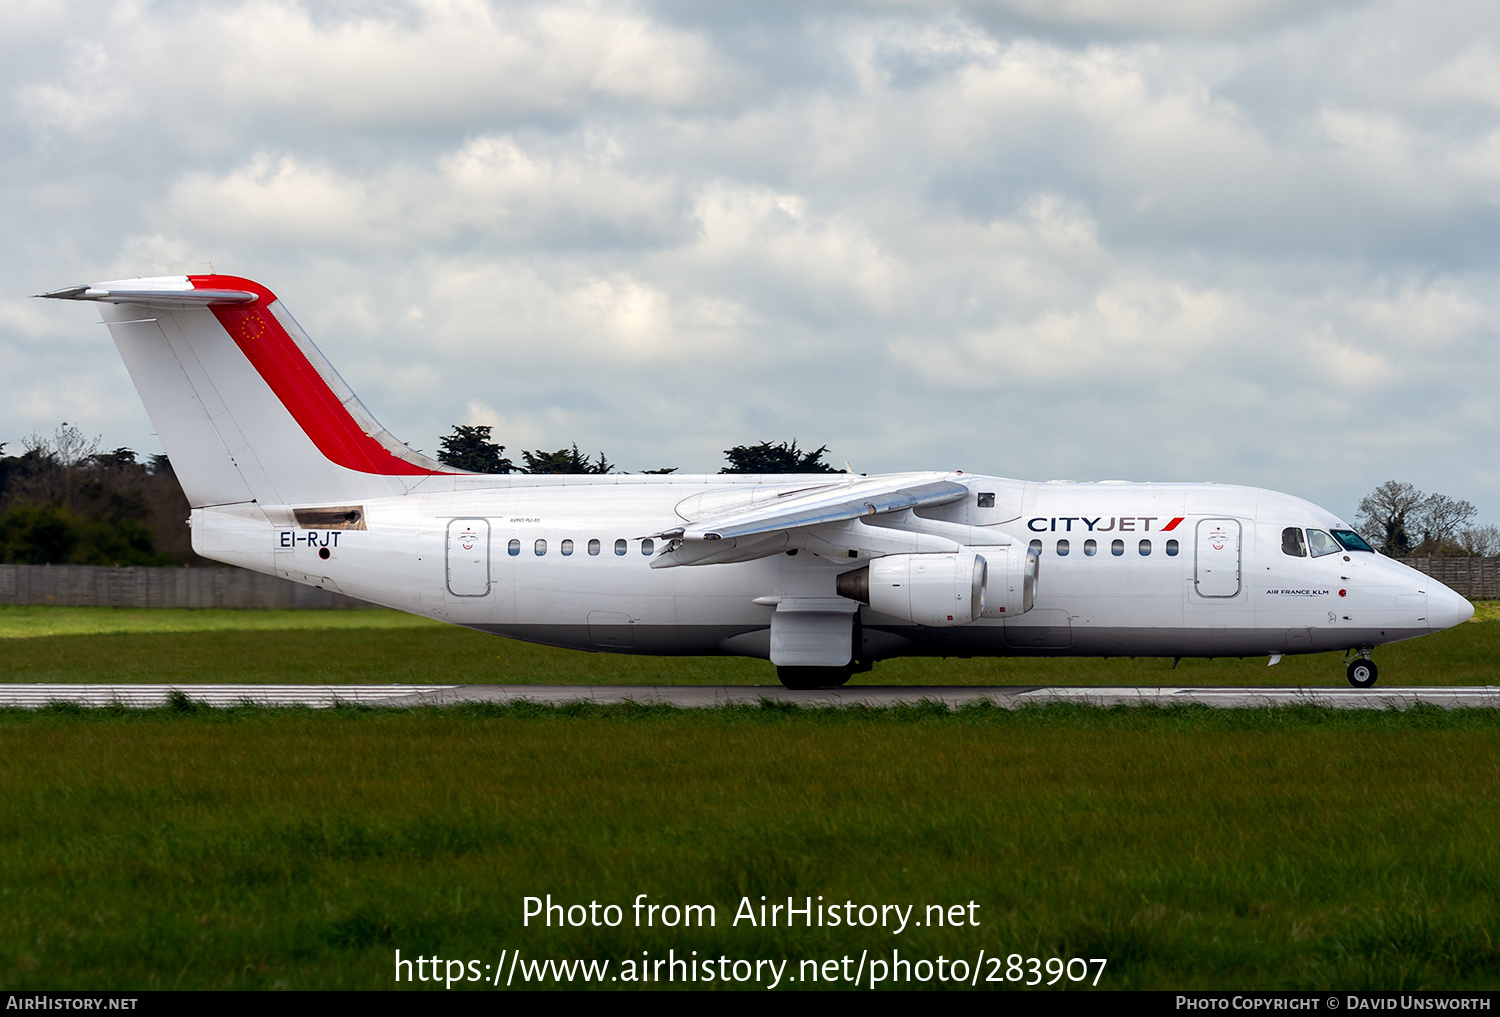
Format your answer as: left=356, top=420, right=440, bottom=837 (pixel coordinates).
left=39, top=274, right=459, bottom=508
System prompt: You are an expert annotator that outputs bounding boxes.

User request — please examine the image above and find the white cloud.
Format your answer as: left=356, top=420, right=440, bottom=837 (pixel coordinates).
left=953, top=0, right=1344, bottom=35
left=155, top=137, right=686, bottom=252
left=4, top=0, right=1500, bottom=521
left=1414, top=43, right=1500, bottom=110
left=15, top=41, right=122, bottom=135
left=460, top=400, right=550, bottom=452
left=163, top=156, right=381, bottom=247
left=17, top=0, right=738, bottom=142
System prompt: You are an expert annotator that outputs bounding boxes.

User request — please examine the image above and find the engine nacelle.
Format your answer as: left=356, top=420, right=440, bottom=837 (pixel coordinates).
left=835, top=545, right=1037, bottom=625
left=836, top=551, right=986, bottom=627
left=971, top=543, right=1037, bottom=618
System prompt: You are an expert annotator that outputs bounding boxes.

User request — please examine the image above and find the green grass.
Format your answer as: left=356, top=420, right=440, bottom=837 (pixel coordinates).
left=0, top=604, right=1494, bottom=687
left=2, top=606, right=1496, bottom=990
left=0, top=605, right=439, bottom=639
left=1, top=702, right=1497, bottom=990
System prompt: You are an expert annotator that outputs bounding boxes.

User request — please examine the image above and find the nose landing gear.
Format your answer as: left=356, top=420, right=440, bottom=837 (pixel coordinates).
left=1346, top=651, right=1378, bottom=689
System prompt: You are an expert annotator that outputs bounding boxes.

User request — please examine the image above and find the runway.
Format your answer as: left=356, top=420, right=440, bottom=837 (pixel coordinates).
left=1, top=683, right=1498, bottom=709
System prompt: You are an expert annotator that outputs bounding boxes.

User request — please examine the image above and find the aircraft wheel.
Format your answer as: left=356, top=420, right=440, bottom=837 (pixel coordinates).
left=1346, top=658, right=1378, bottom=689
left=777, top=666, right=852, bottom=690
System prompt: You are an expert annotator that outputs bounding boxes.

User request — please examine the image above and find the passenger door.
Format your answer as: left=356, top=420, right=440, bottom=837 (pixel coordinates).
left=1194, top=519, right=1241, bottom=598
left=445, top=518, right=491, bottom=597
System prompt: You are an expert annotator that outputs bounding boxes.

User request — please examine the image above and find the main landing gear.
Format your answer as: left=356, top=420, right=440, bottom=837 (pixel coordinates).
left=1346, top=651, right=1378, bottom=689
left=776, top=666, right=854, bottom=690
left=776, top=657, right=873, bottom=690
left=775, top=615, right=873, bottom=689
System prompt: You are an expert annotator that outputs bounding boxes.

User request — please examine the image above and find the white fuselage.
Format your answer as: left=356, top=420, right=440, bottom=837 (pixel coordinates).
left=193, top=472, right=1468, bottom=662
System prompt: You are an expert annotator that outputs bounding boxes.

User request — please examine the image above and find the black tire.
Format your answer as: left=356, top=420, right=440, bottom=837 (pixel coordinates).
left=1347, top=658, right=1378, bottom=688
left=777, top=666, right=852, bottom=690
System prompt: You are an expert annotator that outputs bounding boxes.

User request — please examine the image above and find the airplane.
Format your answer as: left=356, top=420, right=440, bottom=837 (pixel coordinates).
left=38, top=273, right=1475, bottom=689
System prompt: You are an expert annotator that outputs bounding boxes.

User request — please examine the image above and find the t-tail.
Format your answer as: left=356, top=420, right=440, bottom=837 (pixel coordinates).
left=38, top=275, right=462, bottom=509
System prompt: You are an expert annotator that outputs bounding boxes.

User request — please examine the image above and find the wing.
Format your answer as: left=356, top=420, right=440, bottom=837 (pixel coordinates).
left=651, top=473, right=971, bottom=567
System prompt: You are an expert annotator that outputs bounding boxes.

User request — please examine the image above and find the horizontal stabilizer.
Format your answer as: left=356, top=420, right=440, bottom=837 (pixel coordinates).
left=38, top=282, right=258, bottom=305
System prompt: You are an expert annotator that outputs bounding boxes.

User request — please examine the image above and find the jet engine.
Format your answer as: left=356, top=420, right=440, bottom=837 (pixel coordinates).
left=835, top=545, right=1036, bottom=626
left=972, top=543, right=1037, bottom=618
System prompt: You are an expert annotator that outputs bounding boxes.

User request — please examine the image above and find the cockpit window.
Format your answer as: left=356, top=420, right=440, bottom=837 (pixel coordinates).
left=1331, top=529, right=1375, bottom=553
left=1281, top=527, right=1307, bottom=557
left=1306, top=529, right=1342, bottom=557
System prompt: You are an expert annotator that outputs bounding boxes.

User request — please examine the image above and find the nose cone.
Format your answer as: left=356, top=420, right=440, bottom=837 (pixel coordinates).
left=1429, top=582, right=1475, bottom=631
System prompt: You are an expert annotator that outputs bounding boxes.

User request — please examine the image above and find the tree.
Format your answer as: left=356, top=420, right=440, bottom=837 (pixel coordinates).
left=1457, top=524, right=1500, bottom=557
left=1412, top=493, right=1477, bottom=554
left=721, top=440, right=841, bottom=474
left=1356, top=481, right=1425, bottom=555
left=1356, top=481, right=1485, bottom=556
left=521, top=444, right=613, bottom=474
left=0, top=503, right=79, bottom=564
left=1, top=426, right=196, bottom=566
left=24, top=422, right=100, bottom=467
left=437, top=425, right=513, bottom=474
left=9, top=423, right=101, bottom=505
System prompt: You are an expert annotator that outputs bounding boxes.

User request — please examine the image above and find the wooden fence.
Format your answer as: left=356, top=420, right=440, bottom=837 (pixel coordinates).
left=0, top=564, right=371, bottom=609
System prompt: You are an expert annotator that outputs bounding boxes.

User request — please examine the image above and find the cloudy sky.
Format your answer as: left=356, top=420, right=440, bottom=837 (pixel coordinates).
left=3, top=0, right=1497, bottom=524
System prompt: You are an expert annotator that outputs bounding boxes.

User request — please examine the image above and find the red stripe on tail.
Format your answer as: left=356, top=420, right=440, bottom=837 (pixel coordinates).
left=189, top=275, right=445, bottom=476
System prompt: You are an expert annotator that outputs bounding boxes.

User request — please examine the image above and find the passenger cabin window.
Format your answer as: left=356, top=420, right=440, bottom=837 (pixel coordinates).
left=1282, top=527, right=1308, bottom=557
left=1084, top=539, right=1097, bottom=556
left=1331, top=529, right=1375, bottom=553
left=614, top=539, right=627, bottom=556
left=1029, top=539, right=1042, bottom=555
left=1166, top=539, right=1179, bottom=556
left=1139, top=539, right=1151, bottom=556
left=1307, top=529, right=1341, bottom=557
left=507, top=539, right=520, bottom=556
left=977, top=492, right=996, bottom=508
left=1057, top=539, right=1070, bottom=556
left=534, top=539, right=547, bottom=556
left=561, top=539, right=573, bottom=556
left=588, top=539, right=601, bottom=556
left=642, top=538, right=655, bottom=555
left=1111, top=539, right=1124, bottom=556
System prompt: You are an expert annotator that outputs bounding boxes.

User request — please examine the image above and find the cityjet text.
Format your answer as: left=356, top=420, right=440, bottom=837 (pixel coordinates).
left=1028, top=516, right=1185, bottom=533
